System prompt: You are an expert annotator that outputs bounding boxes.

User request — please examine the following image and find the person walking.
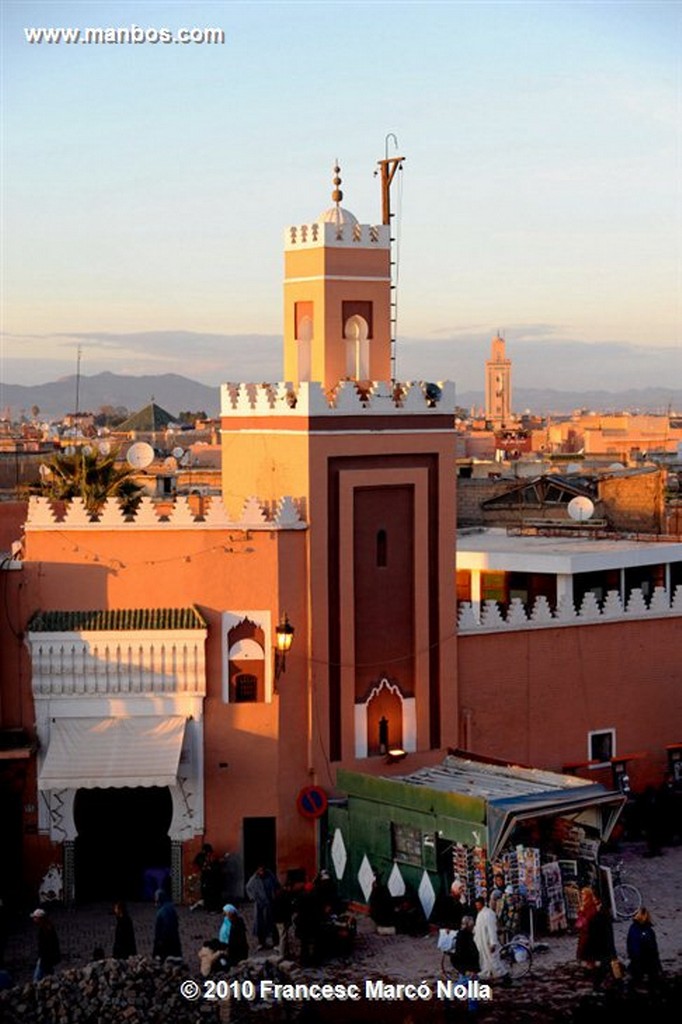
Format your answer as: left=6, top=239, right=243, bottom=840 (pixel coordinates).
left=245, top=865, right=279, bottom=950
left=451, top=915, right=480, bottom=976
left=153, top=889, right=182, bottom=961
left=473, top=897, right=507, bottom=980
left=627, top=907, right=662, bottom=990
left=112, top=900, right=137, bottom=958
left=30, top=908, right=61, bottom=982
left=576, top=887, right=616, bottom=987
left=219, top=904, right=249, bottom=966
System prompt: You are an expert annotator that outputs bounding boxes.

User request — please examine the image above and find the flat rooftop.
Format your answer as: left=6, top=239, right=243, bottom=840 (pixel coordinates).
left=456, top=528, right=682, bottom=574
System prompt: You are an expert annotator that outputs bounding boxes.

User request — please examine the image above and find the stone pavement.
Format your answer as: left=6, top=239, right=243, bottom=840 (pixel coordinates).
left=2, top=841, right=681, bottom=1009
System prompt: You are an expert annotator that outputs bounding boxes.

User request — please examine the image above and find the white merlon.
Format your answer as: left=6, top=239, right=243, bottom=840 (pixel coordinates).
left=285, top=221, right=390, bottom=250
left=220, top=380, right=456, bottom=418
left=25, top=495, right=307, bottom=531
left=458, top=586, right=681, bottom=634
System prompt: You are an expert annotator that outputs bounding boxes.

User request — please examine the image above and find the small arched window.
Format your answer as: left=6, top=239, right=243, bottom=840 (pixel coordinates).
left=344, top=314, right=370, bottom=379
left=235, top=673, right=258, bottom=703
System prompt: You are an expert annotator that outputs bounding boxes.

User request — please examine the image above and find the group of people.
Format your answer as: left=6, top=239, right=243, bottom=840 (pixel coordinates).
left=443, top=877, right=664, bottom=992
left=576, top=886, right=662, bottom=991
left=444, top=880, right=511, bottom=981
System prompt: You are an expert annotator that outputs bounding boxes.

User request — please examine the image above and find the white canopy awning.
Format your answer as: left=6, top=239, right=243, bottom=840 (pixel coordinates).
left=38, top=716, right=186, bottom=790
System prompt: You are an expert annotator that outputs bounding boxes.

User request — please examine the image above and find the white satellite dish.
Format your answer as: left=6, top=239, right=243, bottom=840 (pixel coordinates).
left=565, top=463, right=582, bottom=475
left=172, top=446, right=184, bottom=460
left=64, top=445, right=76, bottom=456
left=608, top=462, right=625, bottom=472
left=82, top=445, right=93, bottom=456
left=126, top=441, right=155, bottom=470
left=38, top=464, right=52, bottom=480
left=163, top=456, right=178, bottom=472
left=568, top=495, right=595, bottom=521
left=98, top=441, right=111, bottom=455
left=180, top=451, right=193, bottom=467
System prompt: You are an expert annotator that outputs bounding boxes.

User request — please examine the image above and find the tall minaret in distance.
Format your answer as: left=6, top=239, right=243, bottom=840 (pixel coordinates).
left=485, top=332, right=512, bottom=426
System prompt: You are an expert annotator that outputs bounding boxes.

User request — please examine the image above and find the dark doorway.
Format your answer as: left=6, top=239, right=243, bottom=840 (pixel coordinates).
left=0, top=784, right=23, bottom=908
left=243, top=816, right=277, bottom=890
left=74, top=787, right=172, bottom=903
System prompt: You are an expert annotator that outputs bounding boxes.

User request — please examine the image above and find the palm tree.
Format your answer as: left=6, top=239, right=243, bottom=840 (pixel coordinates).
left=39, top=447, right=142, bottom=514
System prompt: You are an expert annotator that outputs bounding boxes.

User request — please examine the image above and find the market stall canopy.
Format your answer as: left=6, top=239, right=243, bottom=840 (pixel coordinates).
left=38, top=716, right=186, bottom=790
left=389, top=755, right=625, bottom=857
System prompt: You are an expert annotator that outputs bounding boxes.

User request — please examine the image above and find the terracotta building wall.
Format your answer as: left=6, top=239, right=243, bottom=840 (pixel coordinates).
left=457, top=618, right=681, bottom=790
left=4, top=524, right=314, bottom=889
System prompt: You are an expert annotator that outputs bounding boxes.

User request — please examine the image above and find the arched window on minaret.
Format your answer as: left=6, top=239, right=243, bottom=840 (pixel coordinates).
left=344, top=314, right=370, bottom=380
left=297, top=315, right=313, bottom=382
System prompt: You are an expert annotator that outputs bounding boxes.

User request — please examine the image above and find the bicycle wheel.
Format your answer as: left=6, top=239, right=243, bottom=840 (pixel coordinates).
left=613, top=883, right=641, bottom=920
left=500, top=938, right=532, bottom=979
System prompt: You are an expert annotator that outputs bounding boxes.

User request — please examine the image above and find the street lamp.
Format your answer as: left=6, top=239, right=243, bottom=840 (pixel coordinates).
left=274, top=614, right=295, bottom=682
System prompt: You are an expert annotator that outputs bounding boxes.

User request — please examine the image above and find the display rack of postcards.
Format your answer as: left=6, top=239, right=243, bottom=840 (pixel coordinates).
left=558, top=860, right=580, bottom=923
left=515, top=845, right=542, bottom=907
left=452, top=843, right=474, bottom=903
left=541, top=861, right=568, bottom=932
left=551, top=818, right=584, bottom=857
left=472, top=845, right=488, bottom=900
left=578, top=836, right=600, bottom=862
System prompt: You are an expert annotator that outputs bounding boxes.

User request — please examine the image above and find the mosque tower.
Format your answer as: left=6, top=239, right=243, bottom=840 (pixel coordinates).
left=282, top=165, right=391, bottom=389
left=220, top=160, right=457, bottom=779
left=485, top=333, right=512, bottom=426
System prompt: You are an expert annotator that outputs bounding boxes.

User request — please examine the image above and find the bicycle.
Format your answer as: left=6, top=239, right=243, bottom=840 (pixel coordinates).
left=441, top=933, right=532, bottom=983
left=499, top=934, right=533, bottom=979
left=610, top=860, right=642, bottom=920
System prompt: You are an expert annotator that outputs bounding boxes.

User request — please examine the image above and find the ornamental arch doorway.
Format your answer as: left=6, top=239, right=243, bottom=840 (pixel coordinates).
left=73, top=786, right=173, bottom=903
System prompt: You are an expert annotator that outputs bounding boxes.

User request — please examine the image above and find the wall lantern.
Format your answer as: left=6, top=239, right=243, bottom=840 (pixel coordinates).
left=274, top=614, right=295, bottom=681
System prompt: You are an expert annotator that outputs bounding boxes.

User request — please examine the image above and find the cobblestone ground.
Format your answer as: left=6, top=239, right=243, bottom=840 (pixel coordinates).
left=1, top=841, right=680, bottom=1021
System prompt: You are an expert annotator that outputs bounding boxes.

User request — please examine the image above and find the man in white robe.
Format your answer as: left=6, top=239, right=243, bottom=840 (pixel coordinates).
left=473, top=897, right=508, bottom=979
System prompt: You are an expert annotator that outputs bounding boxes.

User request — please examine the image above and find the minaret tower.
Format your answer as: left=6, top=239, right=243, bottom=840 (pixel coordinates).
left=485, top=332, right=512, bottom=426
left=283, top=164, right=391, bottom=390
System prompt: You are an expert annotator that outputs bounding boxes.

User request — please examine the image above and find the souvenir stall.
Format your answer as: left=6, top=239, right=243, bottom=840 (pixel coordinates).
left=327, top=755, right=625, bottom=935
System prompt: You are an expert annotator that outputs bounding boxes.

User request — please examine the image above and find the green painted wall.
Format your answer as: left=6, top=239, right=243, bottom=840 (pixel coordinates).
left=327, top=771, right=490, bottom=907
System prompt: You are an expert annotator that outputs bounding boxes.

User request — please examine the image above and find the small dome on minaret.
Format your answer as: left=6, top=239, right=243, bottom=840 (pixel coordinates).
left=318, top=162, right=359, bottom=227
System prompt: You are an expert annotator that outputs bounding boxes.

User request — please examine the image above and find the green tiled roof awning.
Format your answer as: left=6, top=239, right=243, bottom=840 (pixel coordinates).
left=27, top=607, right=207, bottom=632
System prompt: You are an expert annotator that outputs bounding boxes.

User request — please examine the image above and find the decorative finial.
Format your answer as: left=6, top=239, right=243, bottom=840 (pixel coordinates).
left=331, top=161, right=343, bottom=205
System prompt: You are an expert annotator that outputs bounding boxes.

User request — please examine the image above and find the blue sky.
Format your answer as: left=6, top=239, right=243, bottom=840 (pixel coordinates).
left=1, top=1, right=680, bottom=392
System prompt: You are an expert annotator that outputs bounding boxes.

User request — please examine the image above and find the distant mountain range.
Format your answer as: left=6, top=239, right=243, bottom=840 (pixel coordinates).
left=0, top=373, right=680, bottom=420
left=0, top=373, right=220, bottom=420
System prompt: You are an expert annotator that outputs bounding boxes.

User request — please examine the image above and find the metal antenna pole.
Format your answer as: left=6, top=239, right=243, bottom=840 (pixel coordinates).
left=376, top=136, right=405, bottom=384
left=75, top=345, right=82, bottom=415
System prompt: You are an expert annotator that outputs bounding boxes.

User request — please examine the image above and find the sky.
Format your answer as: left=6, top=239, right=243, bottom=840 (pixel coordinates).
left=1, top=0, right=681, bottom=393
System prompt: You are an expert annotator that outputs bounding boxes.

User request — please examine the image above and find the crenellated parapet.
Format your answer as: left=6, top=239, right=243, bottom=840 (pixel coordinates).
left=220, top=379, right=456, bottom=418
left=285, top=221, right=390, bottom=250
left=457, top=586, right=682, bottom=634
left=25, top=494, right=307, bottom=531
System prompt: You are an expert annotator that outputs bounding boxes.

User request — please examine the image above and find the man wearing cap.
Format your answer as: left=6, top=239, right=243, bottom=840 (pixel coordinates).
left=30, top=908, right=61, bottom=982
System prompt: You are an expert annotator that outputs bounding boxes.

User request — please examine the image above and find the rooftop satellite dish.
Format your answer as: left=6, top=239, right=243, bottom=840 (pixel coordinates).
left=171, top=446, right=184, bottom=460
left=608, top=462, right=625, bottom=472
left=126, top=441, right=155, bottom=470
left=180, top=451, right=193, bottom=467
left=163, top=456, right=178, bottom=472
left=568, top=495, right=595, bottom=522
left=98, top=441, right=111, bottom=456
left=565, top=462, right=582, bottom=475
left=82, top=445, right=93, bottom=456
left=38, top=464, right=52, bottom=480
left=64, top=445, right=76, bottom=456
